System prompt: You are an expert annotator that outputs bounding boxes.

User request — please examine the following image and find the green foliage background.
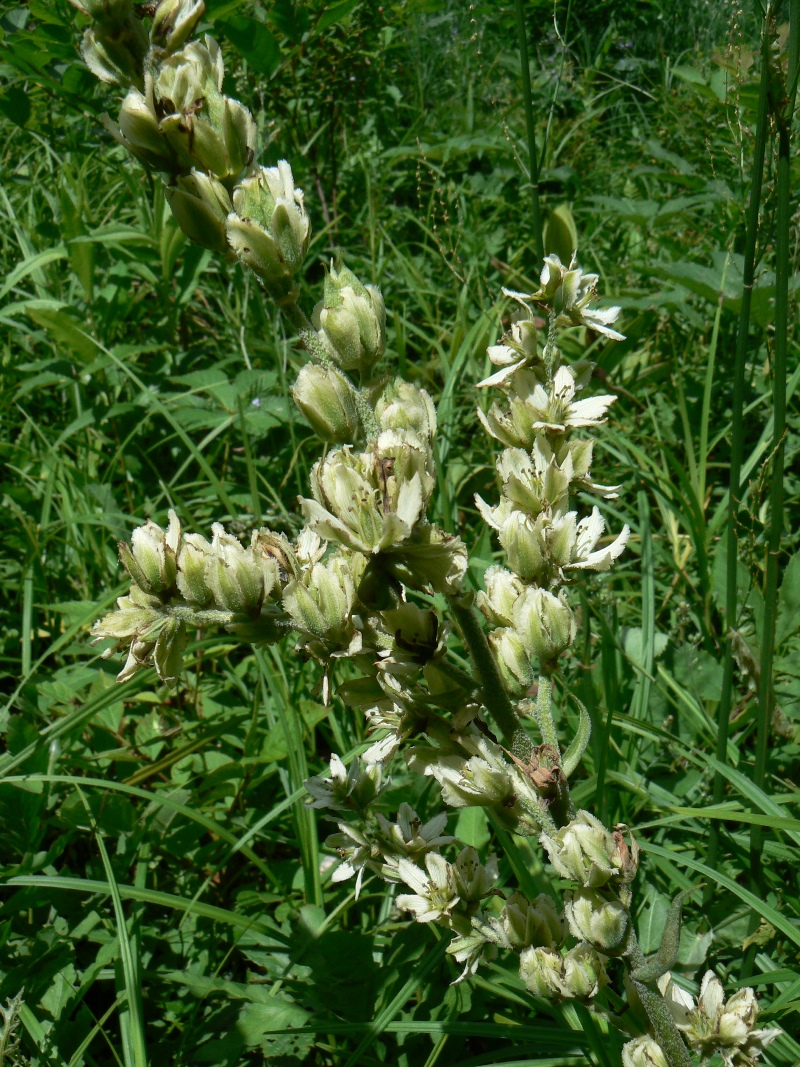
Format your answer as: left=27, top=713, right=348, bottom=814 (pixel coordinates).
left=1, top=0, right=799, bottom=1064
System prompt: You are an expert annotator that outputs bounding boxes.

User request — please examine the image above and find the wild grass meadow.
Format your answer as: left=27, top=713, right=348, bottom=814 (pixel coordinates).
left=1, top=1, right=799, bottom=1066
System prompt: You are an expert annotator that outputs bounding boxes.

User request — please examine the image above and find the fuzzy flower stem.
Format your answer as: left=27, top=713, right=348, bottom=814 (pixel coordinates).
left=449, top=597, right=533, bottom=759
left=532, top=674, right=559, bottom=753
left=623, top=929, right=694, bottom=1067
left=280, top=299, right=380, bottom=441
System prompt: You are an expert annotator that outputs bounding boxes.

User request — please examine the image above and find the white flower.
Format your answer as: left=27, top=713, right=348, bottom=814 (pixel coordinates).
left=377, top=803, right=454, bottom=863
left=304, top=754, right=384, bottom=812
left=565, top=506, right=630, bottom=572
left=395, top=853, right=460, bottom=923
left=658, top=971, right=781, bottom=1066
left=325, top=822, right=380, bottom=898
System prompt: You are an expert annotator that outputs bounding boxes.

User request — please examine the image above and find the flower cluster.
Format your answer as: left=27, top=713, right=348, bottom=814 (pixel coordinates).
left=476, top=257, right=629, bottom=687
left=76, top=7, right=782, bottom=1066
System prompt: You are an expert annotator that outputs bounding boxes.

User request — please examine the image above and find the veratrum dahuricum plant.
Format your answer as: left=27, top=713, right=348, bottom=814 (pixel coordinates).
left=74, top=3, right=780, bottom=1065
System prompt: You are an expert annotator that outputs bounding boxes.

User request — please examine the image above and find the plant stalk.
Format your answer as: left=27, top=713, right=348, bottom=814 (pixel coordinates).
left=449, top=596, right=532, bottom=758
left=705, top=13, right=771, bottom=880
left=623, top=929, right=694, bottom=1067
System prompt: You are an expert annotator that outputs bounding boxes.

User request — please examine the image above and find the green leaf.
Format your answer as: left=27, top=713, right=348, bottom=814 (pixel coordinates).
left=0, top=86, right=31, bottom=127
left=217, top=16, right=282, bottom=76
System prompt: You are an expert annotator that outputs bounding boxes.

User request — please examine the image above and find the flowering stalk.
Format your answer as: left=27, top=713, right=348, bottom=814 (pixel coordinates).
left=75, top=4, right=780, bottom=1065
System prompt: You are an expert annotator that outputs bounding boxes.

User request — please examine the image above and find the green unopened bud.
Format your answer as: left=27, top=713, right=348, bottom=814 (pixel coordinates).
left=519, top=946, right=565, bottom=998
left=176, top=532, right=213, bottom=604
left=513, top=587, right=576, bottom=670
left=151, top=0, right=205, bottom=53
left=282, top=557, right=355, bottom=640
left=541, top=810, right=636, bottom=888
left=500, top=892, right=564, bottom=950
left=476, top=565, right=524, bottom=627
left=118, top=510, right=180, bottom=595
left=318, top=266, right=386, bottom=373
left=561, top=943, right=606, bottom=999
left=70, top=0, right=134, bottom=20
left=155, top=37, right=256, bottom=181
left=166, top=170, right=231, bottom=251
left=206, top=524, right=277, bottom=615
left=498, top=510, right=545, bottom=582
left=375, top=379, right=437, bottom=439
left=291, top=364, right=360, bottom=444
left=564, top=889, right=629, bottom=952
left=226, top=162, right=310, bottom=299
left=80, top=21, right=148, bottom=87
left=488, top=627, right=534, bottom=697
left=622, top=1037, right=669, bottom=1067
left=154, top=616, right=187, bottom=687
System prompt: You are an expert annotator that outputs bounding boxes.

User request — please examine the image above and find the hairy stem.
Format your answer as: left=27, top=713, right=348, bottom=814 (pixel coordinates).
left=448, top=596, right=532, bottom=758
left=623, top=929, right=694, bottom=1067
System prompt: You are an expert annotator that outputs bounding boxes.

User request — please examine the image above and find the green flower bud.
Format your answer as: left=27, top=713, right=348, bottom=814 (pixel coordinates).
left=488, top=627, right=534, bottom=697
left=497, top=510, right=545, bottom=582
left=282, top=556, right=355, bottom=640
left=153, top=616, right=187, bottom=687
left=226, top=162, right=310, bottom=299
left=155, top=37, right=256, bottom=182
left=476, top=565, right=524, bottom=627
left=318, top=266, right=386, bottom=373
left=151, top=0, right=205, bottom=53
left=205, top=524, right=278, bottom=615
left=118, top=510, right=180, bottom=596
left=291, top=364, right=360, bottom=444
left=564, top=889, right=629, bottom=952
left=498, top=892, right=564, bottom=950
left=561, top=943, right=606, bottom=999
left=165, top=170, right=231, bottom=252
left=541, top=810, right=639, bottom=888
left=375, top=379, right=437, bottom=440
left=622, top=1037, right=669, bottom=1067
left=80, top=21, right=149, bottom=88
left=519, top=946, right=565, bottom=998
left=512, top=586, right=576, bottom=671
left=106, top=82, right=178, bottom=171
left=70, top=0, right=134, bottom=20
left=176, top=532, right=213, bottom=604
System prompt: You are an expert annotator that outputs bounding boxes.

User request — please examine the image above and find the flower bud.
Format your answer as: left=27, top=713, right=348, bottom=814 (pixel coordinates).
left=206, top=524, right=278, bottom=615
left=519, top=946, right=564, bottom=998
left=540, top=810, right=625, bottom=888
left=291, top=364, right=360, bottom=444
left=499, top=892, right=564, bottom=950
left=80, top=21, right=149, bottom=88
left=564, top=889, right=629, bottom=952
left=70, top=0, right=134, bottom=20
left=153, top=616, right=187, bottom=687
left=513, top=587, right=576, bottom=670
left=476, top=566, right=524, bottom=627
left=118, top=510, right=180, bottom=596
left=108, top=83, right=178, bottom=171
left=151, top=0, right=205, bottom=53
left=561, top=944, right=606, bottom=999
left=226, top=162, right=310, bottom=300
left=176, top=532, right=213, bottom=604
left=498, top=510, right=545, bottom=582
left=282, top=557, right=355, bottom=640
left=166, top=170, right=231, bottom=252
left=375, top=379, right=436, bottom=440
left=155, top=38, right=256, bottom=182
left=319, top=266, right=386, bottom=374
left=622, top=1037, right=668, bottom=1067
left=488, top=627, right=534, bottom=697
